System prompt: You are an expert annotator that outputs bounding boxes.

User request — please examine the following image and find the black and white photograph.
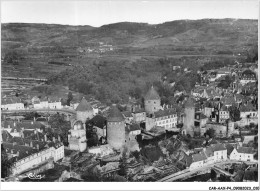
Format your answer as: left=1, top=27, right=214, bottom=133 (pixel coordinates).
left=1, top=0, right=259, bottom=190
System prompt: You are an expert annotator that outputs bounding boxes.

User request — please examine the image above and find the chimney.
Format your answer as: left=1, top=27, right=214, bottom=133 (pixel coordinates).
left=14, top=122, right=16, bottom=127
left=52, top=136, right=56, bottom=142
left=17, top=151, right=20, bottom=157
left=34, top=130, right=37, bottom=134
left=30, top=141, right=33, bottom=147
left=44, top=134, right=47, bottom=142
left=8, top=125, right=10, bottom=129
left=83, top=123, right=86, bottom=130
left=36, top=144, right=39, bottom=150
left=31, top=121, right=33, bottom=125
left=34, top=117, right=36, bottom=122
left=58, top=135, right=61, bottom=142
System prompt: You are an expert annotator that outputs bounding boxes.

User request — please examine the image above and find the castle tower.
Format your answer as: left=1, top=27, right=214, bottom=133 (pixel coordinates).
left=144, top=86, right=161, bottom=115
left=107, top=104, right=126, bottom=150
left=76, top=97, right=94, bottom=124
left=183, top=97, right=195, bottom=137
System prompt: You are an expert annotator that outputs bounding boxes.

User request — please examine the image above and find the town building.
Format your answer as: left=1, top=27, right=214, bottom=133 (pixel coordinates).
left=229, top=147, right=255, bottom=162
left=68, top=121, right=87, bottom=152
left=219, top=106, right=230, bottom=123
left=240, top=70, right=257, bottom=85
left=1, top=98, right=24, bottom=110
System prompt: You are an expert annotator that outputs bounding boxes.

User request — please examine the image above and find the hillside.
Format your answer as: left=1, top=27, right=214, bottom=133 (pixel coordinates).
left=1, top=19, right=258, bottom=104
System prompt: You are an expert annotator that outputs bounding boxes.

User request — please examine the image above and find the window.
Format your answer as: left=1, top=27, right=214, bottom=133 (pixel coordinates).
left=154, top=101, right=156, bottom=104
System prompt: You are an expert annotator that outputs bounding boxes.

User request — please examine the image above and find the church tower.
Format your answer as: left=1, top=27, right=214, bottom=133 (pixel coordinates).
left=107, top=104, right=126, bottom=150
left=183, top=97, right=195, bottom=137
left=144, top=86, right=161, bottom=115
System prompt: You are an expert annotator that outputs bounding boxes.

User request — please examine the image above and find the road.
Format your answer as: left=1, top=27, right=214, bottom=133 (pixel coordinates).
left=1, top=108, right=76, bottom=115
left=157, top=160, right=257, bottom=182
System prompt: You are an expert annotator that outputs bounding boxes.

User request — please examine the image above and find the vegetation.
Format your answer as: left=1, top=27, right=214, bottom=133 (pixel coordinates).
left=1, top=144, right=13, bottom=178
left=48, top=113, right=71, bottom=146
left=217, top=75, right=234, bottom=89
left=228, top=106, right=241, bottom=122
left=205, top=128, right=216, bottom=138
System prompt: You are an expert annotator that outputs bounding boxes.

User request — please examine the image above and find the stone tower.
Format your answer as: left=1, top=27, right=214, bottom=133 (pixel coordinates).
left=183, top=97, right=195, bottom=137
left=144, top=86, right=161, bottom=115
left=76, top=97, right=94, bottom=124
left=107, top=104, right=126, bottom=150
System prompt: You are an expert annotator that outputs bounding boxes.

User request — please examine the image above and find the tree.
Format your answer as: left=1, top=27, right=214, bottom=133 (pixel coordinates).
left=49, top=114, right=71, bottom=145
left=67, top=92, right=73, bottom=106
left=1, top=144, right=13, bottom=178
left=228, top=106, right=241, bottom=122
left=205, top=128, right=215, bottom=138
left=118, top=147, right=128, bottom=177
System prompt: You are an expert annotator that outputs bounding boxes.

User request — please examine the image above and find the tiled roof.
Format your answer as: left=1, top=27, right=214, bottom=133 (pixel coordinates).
left=204, top=147, right=214, bottom=157
left=225, top=144, right=235, bottom=156
left=184, top=97, right=195, bottom=108
left=154, top=108, right=176, bottom=118
left=240, top=103, right=257, bottom=112
left=76, top=97, right=93, bottom=111
left=107, top=105, right=124, bottom=122
left=90, top=114, right=106, bottom=129
left=1, top=130, right=13, bottom=142
left=210, top=144, right=226, bottom=152
left=126, top=123, right=141, bottom=132
left=192, top=152, right=207, bottom=162
left=122, top=111, right=132, bottom=118
left=237, top=147, right=254, bottom=154
left=144, top=86, right=160, bottom=100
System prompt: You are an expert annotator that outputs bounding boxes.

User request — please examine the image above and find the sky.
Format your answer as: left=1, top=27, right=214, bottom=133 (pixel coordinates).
left=1, top=0, right=259, bottom=27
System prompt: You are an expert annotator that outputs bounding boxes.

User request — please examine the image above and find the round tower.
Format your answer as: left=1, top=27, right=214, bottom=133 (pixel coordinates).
left=76, top=97, right=94, bottom=123
left=144, top=86, right=161, bottom=115
left=183, top=97, right=195, bottom=137
left=107, top=104, right=126, bottom=150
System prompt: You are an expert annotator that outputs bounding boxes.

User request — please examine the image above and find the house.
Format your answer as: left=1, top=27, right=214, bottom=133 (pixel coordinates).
left=1, top=98, right=24, bottom=110
left=88, top=144, right=114, bottom=157
left=2, top=138, right=64, bottom=175
left=153, top=109, right=178, bottom=130
left=132, top=106, right=146, bottom=123
left=189, top=152, right=207, bottom=170
left=126, top=123, right=141, bottom=136
left=48, top=98, right=62, bottom=109
left=229, top=147, right=255, bottom=162
left=240, top=70, right=257, bottom=85
left=210, top=144, right=227, bottom=162
left=216, top=67, right=231, bottom=79
left=122, top=111, right=133, bottom=124
left=220, top=96, right=235, bottom=107
left=219, top=106, right=230, bottom=123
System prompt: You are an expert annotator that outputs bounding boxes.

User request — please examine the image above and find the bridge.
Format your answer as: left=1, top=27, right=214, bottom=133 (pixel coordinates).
left=157, top=160, right=257, bottom=182
left=2, top=77, right=47, bottom=82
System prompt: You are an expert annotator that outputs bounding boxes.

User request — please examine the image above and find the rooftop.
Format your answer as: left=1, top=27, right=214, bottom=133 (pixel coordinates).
left=76, top=97, right=93, bottom=111
left=107, top=105, right=125, bottom=122
left=144, top=86, right=160, bottom=100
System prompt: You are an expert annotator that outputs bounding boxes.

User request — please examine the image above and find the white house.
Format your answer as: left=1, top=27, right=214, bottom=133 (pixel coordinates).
left=48, top=99, right=62, bottom=109
left=126, top=123, right=141, bottom=136
left=154, top=109, right=178, bottom=130
left=210, top=144, right=227, bottom=162
left=219, top=106, right=230, bottom=123
left=229, top=147, right=255, bottom=162
left=189, top=152, right=207, bottom=170
left=1, top=98, right=24, bottom=110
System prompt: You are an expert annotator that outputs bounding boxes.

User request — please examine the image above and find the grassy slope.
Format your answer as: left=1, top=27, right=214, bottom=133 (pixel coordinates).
left=1, top=19, right=258, bottom=103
